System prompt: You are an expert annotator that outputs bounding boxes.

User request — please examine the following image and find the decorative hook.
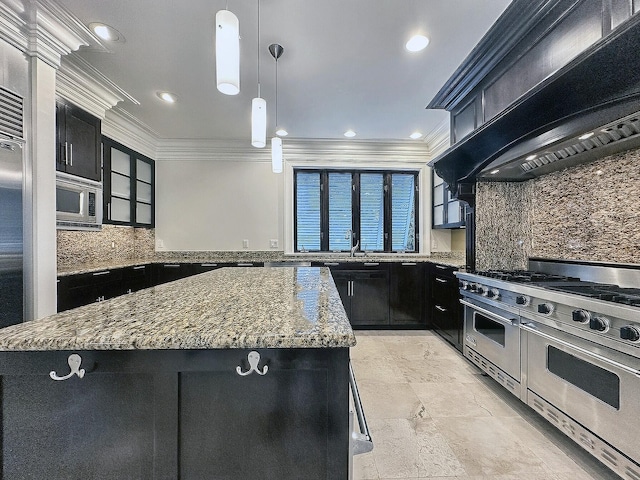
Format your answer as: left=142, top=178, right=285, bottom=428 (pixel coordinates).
left=236, top=351, right=268, bottom=376
left=50, top=354, right=86, bottom=381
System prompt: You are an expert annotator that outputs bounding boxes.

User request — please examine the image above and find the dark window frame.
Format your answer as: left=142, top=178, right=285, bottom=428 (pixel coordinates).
left=294, top=169, right=419, bottom=253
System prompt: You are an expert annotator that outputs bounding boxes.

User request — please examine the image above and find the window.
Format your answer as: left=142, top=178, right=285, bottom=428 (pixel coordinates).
left=102, top=137, right=155, bottom=228
left=294, top=169, right=419, bottom=253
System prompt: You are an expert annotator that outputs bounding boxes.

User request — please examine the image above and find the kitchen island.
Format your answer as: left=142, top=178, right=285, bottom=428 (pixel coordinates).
left=0, top=267, right=356, bottom=479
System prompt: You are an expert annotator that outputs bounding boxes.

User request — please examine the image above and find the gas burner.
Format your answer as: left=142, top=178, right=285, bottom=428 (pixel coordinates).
left=544, top=284, right=640, bottom=307
left=472, top=270, right=580, bottom=283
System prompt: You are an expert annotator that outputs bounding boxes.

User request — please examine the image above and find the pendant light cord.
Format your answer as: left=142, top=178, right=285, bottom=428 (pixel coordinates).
left=257, top=0, right=261, bottom=98
left=275, top=57, right=278, bottom=127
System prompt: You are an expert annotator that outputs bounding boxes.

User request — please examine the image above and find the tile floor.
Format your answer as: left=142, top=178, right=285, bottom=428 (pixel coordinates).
left=350, top=330, right=619, bottom=480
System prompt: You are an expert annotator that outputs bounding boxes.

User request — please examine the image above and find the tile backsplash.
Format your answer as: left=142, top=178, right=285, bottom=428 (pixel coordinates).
left=476, top=147, right=640, bottom=270
left=57, top=225, right=155, bottom=268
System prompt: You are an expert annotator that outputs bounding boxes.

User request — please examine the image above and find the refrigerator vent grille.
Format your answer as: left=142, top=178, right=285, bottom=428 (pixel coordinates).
left=0, top=87, right=24, bottom=139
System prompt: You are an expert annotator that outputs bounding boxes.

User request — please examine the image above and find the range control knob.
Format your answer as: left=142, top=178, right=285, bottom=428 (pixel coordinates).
left=460, top=281, right=470, bottom=291
left=572, top=309, right=591, bottom=323
left=589, top=316, right=609, bottom=332
left=477, top=286, right=487, bottom=296
left=620, top=326, right=640, bottom=342
left=516, top=295, right=530, bottom=306
left=537, top=303, right=554, bottom=315
left=488, top=288, right=500, bottom=300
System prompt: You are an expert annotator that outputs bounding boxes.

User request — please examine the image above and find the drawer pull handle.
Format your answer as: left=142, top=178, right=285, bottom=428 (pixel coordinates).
left=237, top=263, right=254, bottom=267
left=364, top=262, right=380, bottom=267
left=435, top=265, right=448, bottom=270
left=132, top=266, right=146, bottom=270
left=92, top=270, right=110, bottom=276
left=435, top=305, right=447, bottom=312
left=236, top=351, right=268, bottom=376
left=401, top=262, right=417, bottom=266
left=200, top=263, right=218, bottom=267
left=324, top=262, right=339, bottom=266
left=50, top=354, right=85, bottom=381
left=435, top=277, right=448, bottom=283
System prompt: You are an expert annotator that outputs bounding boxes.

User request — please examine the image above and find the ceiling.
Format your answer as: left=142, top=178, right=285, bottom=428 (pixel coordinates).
left=56, top=0, right=512, bottom=143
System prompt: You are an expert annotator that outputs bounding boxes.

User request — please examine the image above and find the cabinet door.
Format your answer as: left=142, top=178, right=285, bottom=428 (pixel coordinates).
left=389, top=262, right=425, bottom=326
left=0, top=351, right=176, bottom=480
left=122, top=265, right=152, bottom=293
left=330, top=270, right=352, bottom=318
left=179, top=349, right=347, bottom=480
left=153, top=263, right=197, bottom=285
left=350, top=269, right=389, bottom=326
left=56, top=102, right=101, bottom=181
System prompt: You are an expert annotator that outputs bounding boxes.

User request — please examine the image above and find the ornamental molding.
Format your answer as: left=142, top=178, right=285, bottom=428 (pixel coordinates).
left=423, top=119, right=450, bottom=159
left=102, top=107, right=159, bottom=159
left=156, top=138, right=430, bottom=164
left=56, top=54, right=139, bottom=119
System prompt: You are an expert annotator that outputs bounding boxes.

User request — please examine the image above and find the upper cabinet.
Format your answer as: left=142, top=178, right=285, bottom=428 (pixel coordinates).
left=432, top=172, right=464, bottom=229
left=102, top=136, right=155, bottom=228
left=55, top=100, right=101, bottom=182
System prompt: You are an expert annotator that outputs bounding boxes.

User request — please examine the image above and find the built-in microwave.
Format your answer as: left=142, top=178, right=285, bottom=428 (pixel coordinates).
left=56, top=172, right=102, bottom=230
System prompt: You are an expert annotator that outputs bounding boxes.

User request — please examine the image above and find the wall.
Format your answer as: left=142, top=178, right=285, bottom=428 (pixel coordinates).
left=155, top=139, right=434, bottom=254
left=476, top=147, right=640, bottom=270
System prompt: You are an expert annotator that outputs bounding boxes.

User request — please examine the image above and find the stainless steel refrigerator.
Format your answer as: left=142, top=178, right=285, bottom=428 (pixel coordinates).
left=0, top=136, right=23, bottom=327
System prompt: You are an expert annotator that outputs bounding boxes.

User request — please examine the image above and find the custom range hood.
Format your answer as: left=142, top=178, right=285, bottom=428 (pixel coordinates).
left=427, top=0, right=640, bottom=197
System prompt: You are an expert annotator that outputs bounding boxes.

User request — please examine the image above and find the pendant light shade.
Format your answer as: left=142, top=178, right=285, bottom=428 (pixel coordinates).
left=215, top=10, right=240, bottom=95
left=251, top=97, right=267, bottom=148
left=271, top=137, right=283, bottom=173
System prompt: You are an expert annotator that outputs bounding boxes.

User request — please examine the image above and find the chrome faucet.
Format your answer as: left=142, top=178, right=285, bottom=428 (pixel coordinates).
left=350, top=240, right=360, bottom=257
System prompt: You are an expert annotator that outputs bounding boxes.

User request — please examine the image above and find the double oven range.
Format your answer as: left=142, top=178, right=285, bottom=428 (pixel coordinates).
left=457, top=258, right=640, bottom=480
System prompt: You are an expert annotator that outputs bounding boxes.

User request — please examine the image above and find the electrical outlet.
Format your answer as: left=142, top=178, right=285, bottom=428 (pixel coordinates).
left=242, top=239, right=249, bottom=249
left=156, top=238, right=164, bottom=250
left=270, top=239, right=278, bottom=249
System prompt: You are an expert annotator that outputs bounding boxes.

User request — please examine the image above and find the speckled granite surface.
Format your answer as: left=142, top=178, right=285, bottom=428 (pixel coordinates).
left=0, top=267, right=355, bottom=351
left=57, top=252, right=466, bottom=276
left=476, top=148, right=640, bottom=270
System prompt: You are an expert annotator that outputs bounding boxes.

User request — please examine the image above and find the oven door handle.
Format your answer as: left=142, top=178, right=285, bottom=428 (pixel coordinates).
left=460, top=299, right=518, bottom=326
left=520, top=322, right=640, bottom=377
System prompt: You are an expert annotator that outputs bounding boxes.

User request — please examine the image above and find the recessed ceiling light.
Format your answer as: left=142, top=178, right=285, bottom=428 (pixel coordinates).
left=526, top=154, right=537, bottom=161
left=89, top=22, right=125, bottom=43
left=490, top=169, right=500, bottom=175
left=579, top=132, right=594, bottom=140
left=409, top=132, right=423, bottom=140
left=156, top=91, right=177, bottom=104
left=275, top=128, right=288, bottom=137
left=344, top=129, right=356, bottom=138
left=405, top=35, right=429, bottom=52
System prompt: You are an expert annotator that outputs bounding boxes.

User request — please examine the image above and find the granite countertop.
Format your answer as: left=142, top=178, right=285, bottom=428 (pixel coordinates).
left=0, top=267, right=356, bottom=351
left=57, top=252, right=466, bottom=276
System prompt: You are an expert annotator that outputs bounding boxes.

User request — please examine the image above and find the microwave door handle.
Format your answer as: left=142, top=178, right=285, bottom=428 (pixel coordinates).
left=520, top=323, right=640, bottom=377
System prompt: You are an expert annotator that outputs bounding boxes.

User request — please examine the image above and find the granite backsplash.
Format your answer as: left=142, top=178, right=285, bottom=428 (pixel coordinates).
left=57, top=225, right=155, bottom=268
left=476, top=147, right=640, bottom=270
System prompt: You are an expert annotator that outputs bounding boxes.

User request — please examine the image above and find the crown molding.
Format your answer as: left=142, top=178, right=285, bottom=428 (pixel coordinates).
left=56, top=54, right=139, bottom=119
left=102, top=107, right=159, bottom=159
left=423, top=119, right=450, bottom=159
left=0, top=0, right=106, bottom=68
left=155, top=138, right=430, bottom=164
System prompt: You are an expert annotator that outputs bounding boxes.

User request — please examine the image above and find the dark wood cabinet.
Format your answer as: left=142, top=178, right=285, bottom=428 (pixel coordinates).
left=56, top=101, right=101, bottom=181
left=428, top=263, right=462, bottom=351
left=389, top=262, right=426, bottom=326
left=152, top=263, right=197, bottom=285
left=102, top=137, right=155, bottom=228
left=0, top=348, right=349, bottom=479
left=57, top=269, right=125, bottom=312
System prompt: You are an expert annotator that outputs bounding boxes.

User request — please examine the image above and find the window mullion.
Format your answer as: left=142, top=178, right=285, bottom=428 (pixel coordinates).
left=352, top=172, right=360, bottom=251
left=320, top=171, right=329, bottom=251
left=383, top=172, right=391, bottom=252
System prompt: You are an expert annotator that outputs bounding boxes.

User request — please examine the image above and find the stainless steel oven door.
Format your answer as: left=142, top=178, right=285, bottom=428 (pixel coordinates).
left=522, top=321, right=640, bottom=464
left=462, top=298, right=520, bottom=381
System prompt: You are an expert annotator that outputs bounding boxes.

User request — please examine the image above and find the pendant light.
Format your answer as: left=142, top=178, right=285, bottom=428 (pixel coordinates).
left=269, top=43, right=284, bottom=173
left=215, top=8, right=240, bottom=95
left=251, top=0, right=266, bottom=147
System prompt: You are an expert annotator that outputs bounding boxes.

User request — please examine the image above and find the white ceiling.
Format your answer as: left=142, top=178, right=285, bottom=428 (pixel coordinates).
left=57, top=0, right=512, bottom=143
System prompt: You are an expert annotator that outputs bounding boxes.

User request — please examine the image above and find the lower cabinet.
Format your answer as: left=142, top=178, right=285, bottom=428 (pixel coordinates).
left=389, top=262, right=425, bottom=326
left=331, top=267, right=390, bottom=328
left=57, top=268, right=125, bottom=312
left=0, top=348, right=349, bottom=480
left=428, top=263, right=463, bottom=351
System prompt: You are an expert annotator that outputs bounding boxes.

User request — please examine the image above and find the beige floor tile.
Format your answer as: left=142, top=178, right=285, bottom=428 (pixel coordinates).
left=368, top=417, right=466, bottom=479
left=353, top=451, right=379, bottom=480
left=410, top=380, right=519, bottom=419
left=358, top=380, right=428, bottom=421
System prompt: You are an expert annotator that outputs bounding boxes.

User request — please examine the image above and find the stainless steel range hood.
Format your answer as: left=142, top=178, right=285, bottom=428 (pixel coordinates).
left=428, top=7, right=640, bottom=193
